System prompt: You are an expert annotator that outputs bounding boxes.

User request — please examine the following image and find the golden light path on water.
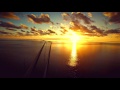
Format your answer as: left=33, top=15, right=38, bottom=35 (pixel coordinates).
left=68, top=41, right=78, bottom=67
left=68, top=32, right=80, bottom=67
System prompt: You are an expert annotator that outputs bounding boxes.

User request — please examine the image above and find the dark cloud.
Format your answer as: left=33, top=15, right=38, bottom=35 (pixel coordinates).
left=21, top=30, right=25, bottom=32
left=37, top=30, right=44, bottom=35
left=69, top=20, right=93, bottom=33
left=48, top=29, right=56, bottom=33
left=56, top=23, right=60, bottom=25
left=60, top=26, right=68, bottom=34
left=62, top=12, right=94, bottom=24
left=61, top=12, right=97, bottom=36
left=71, top=12, right=94, bottom=24
left=104, top=28, right=120, bottom=34
left=0, top=21, right=29, bottom=30
left=33, top=32, right=40, bottom=35
left=25, top=31, right=33, bottom=36
left=31, top=27, right=37, bottom=32
left=27, top=14, right=53, bottom=24
left=0, top=21, right=20, bottom=29
left=25, top=32, right=33, bottom=36
left=30, top=27, right=56, bottom=35
left=103, top=12, right=120, bottom=24
left=6, top=28, right=17, bottom=31
left=0, top=12, right=20, bottom=20
left=69, top=20, right=81, bottom=31
left=27, top=31, right=30, bottom=33
left=17, top=32, right=24, bottom=36
left=68, top=19, right=105, bottom=36
left=90, top=25, right=103, bottom=34
left=0, top=31, right=12, bottom=34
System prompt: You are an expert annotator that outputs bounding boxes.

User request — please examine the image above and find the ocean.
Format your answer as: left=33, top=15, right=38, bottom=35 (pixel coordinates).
left=0, top=39, right=120, bottom=78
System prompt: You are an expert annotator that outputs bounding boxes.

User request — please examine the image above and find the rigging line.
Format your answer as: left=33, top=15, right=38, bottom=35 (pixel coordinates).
left=43, top=41, right=47, bottom=64
left=24, top=40, right=46, bottom=78
left=43, top=41, right=52, bottom=78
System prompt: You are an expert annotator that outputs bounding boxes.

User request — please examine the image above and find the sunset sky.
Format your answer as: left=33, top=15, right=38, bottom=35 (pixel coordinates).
left=0, top=12, right=120, bottom=42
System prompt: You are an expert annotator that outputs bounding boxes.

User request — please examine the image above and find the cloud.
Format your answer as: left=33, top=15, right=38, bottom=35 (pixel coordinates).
left=0, top=21, right=29, bottom=30
left=17, top=32, right=24, bottom=36
left=69, top=21, right=81, bottom=31
left=71, top=12, right=94, bottom=24
left=33, top=32, right=40, bottom=35
left=69, top=20, right=93, bottom=33
left=27, top=31, right=30, bottom=33
left=60, top=26, right=68, bottom=34
left=61, top=12, right=70, bottom=21
left=103, top=12, right=120, bottom=24
left=0, top=30, right=12, bottom=35
left=0, top=12, right=20, bottom=20
left=61, top=12, right=96, bottom=35
left=103, top=12, right=118, bottom=18
left=21, top=30, right=25, bottom=32
left=61, top=12, right=94, bottom=24
left=27, top=14, right=53, bottom=24
left=31, top=27, right=37, bottom=32
left=48, top=29, right=56, bottom=33
left=37, top=30, right=45, bottom=35
left=104, top=28, right=120, bottom=34
left=6, top=28, right=17, bottom=31
left=56, top=23, right=60, bottom=25
left=62, top=13, right=104, bottom=36
left=20, top=24, right=29, bottom=29
left=25, top=32, right=33, bottom=36
left=90, top=25, right=103, bottom=34
left=88, top=12, right=92, bottom=17
left=30, top=27, right=56, bottom=35
left=0, top=21, right=20, bottom=29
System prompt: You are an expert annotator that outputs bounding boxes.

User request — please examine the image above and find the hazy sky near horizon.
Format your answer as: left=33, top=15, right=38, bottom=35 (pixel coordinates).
left=0, top=12, right=120, bottom=39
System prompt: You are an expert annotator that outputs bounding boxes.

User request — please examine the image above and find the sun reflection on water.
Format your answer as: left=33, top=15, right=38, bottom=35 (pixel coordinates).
left=68, top=41, right=78, bottom=67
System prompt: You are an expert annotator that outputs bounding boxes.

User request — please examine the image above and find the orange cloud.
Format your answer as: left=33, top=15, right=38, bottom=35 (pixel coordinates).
left=0, top=12, right=20, bottom=20
left=103, top=12, right=120, bottom=24
left=103, top=12, right=118, bottom=18
left=61, top=12, right=70, bottom=21
left=20, top=24, right=29, bottom=29
left=88, top=12, right=92, bottom=17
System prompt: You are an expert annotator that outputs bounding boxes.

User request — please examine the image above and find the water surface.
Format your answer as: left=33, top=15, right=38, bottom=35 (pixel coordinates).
left=0, top=40, right=120, bottom=78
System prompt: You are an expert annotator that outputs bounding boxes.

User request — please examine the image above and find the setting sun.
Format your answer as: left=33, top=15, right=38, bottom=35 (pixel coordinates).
left=1, top=12, right=120, bottom=78
left=69, top=32, right=81, bottom=43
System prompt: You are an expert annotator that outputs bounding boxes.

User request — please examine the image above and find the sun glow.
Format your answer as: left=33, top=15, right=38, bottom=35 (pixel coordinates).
left=69, top=32, right=81, bottom=43
left=68, top=40, right=78, bottom=67
left=67, top=31, right=79, bottom=67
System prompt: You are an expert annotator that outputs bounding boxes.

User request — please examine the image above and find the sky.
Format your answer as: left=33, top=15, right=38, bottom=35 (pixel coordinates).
left=0, top=12, right=120, bottom=42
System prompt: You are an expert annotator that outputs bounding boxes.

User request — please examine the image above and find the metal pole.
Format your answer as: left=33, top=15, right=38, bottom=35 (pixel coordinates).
left=24, top=40, right=46, bottom=78
left=43, top=41, right=52, bottom=78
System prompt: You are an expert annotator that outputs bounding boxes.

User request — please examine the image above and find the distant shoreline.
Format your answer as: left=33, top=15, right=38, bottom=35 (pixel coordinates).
left=0, top=39, right=120, bottom=45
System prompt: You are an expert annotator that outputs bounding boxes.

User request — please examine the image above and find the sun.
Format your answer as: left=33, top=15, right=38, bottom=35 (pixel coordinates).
left=69, top=32, right=81, bottom=43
